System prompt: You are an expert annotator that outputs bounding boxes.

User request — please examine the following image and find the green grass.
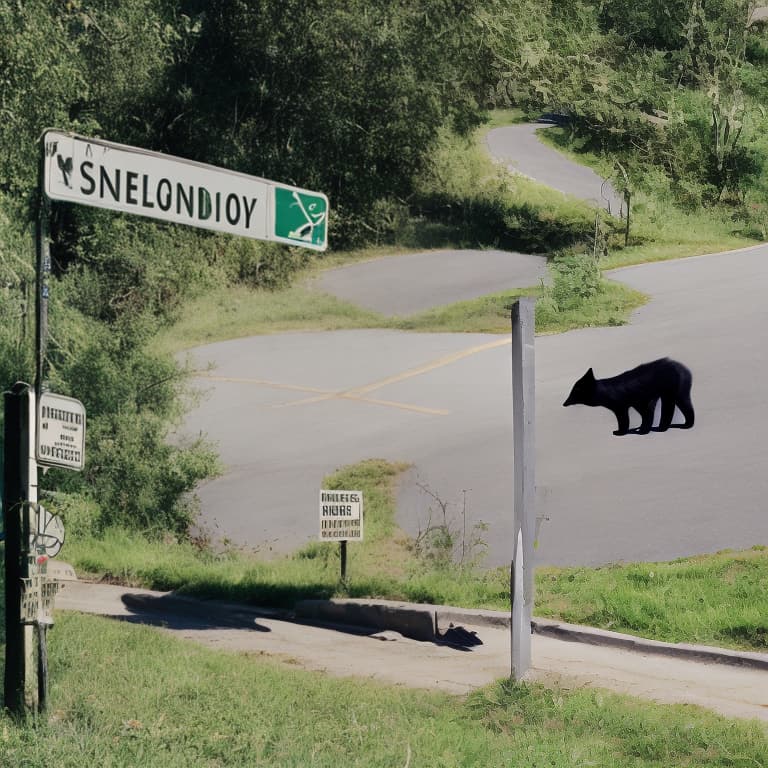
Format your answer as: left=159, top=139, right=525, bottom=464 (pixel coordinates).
left=390, top=279, right=645, bottom=335
left=1, top=612, right=766, bottom=766
left=64, top=459, right=510, bottom=610
left=63, top=459, right=768, bottom=653
left=152, top=283, right=387, bottom=354
left=536, top=547, right=768, bottom=651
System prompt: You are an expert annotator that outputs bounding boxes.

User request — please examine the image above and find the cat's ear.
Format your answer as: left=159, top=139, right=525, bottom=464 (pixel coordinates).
left=585, top=367, right=595, bottom=379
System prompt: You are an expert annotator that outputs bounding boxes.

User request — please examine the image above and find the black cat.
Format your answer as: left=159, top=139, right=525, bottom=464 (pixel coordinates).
left=563, top=358, right=695, bottom=436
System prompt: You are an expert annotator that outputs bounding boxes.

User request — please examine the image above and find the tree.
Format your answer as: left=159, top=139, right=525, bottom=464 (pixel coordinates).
left=150, top=0, right=493, bottom=242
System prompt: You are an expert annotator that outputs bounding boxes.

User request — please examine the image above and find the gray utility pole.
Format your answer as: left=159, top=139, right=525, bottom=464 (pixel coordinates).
left=37, top=139, right=51, bottom=398
left=510, top=298, right=535, bottom=680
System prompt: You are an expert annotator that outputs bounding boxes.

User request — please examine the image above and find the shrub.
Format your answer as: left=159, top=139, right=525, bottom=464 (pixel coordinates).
left=548, top=251, right=602, bottom=311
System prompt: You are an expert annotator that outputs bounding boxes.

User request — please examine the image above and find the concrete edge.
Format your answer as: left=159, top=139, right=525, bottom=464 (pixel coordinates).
left=294, top=598, right=768, bottom=671
left=62, top=585, right=768, bottom=672
left=530, top=617, right=768, bottom=671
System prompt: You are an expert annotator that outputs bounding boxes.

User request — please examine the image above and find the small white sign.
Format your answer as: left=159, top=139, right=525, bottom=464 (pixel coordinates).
left=36, top=392, right=86, bottom=471
left=319, top=489, right=363, bottom=541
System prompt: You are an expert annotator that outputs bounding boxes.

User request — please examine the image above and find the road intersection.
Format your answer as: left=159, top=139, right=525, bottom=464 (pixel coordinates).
left=181, top=124, right=768, bottom=569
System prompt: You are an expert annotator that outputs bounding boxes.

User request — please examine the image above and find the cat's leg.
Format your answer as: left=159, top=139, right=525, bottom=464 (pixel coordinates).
left=676, top=391, right=695, bottom=429
left=655, top=396, right=676, bottom=432
left=636, top=399, right=656, bottom=434
left=612, top=408, right=630, bottom=436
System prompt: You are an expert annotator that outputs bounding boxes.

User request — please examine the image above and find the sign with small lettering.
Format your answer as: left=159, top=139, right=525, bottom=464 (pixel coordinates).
left=318, top=489, right=363, bottom=541
left=36, top=392, right=86, bottom=471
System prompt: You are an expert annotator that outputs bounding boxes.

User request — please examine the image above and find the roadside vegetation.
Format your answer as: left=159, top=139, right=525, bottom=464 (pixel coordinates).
left=2, top=609, right=766, bottom=766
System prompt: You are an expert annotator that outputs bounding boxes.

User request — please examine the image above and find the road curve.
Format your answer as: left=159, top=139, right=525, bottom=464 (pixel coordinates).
left=180, top=125, right=767, bottom=568
left=486, top=122, right=625, bottom=215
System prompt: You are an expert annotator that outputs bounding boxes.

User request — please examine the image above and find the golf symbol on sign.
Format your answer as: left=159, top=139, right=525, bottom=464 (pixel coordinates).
left=274, top=187, right=328, bottom=248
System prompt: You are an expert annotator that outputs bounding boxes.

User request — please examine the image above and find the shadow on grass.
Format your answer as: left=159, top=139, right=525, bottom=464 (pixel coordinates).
left=411, top=193, right=595, bottom=253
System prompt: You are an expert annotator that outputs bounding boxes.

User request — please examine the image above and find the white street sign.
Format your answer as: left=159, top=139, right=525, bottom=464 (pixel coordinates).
left=42, top=130, right=328, bottom=251
left=36, top=392, right=86, bottom=471
left=319, top=490, right=363, bottom=541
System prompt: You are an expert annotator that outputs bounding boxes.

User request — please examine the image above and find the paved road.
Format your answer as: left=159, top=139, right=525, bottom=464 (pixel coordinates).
left=486, top=122, right=625, bottom=215
left=312, top=249, right=546, bottom=316
left=182, top=244, right=768, bottom=568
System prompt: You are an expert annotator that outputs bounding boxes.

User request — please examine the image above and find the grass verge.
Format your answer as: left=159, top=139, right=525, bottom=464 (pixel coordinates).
left=2, top=612, right=766, bottom=765
left=393, top=279, right=645, bottom=335
left=156, top=276, right=646, bottom=353
left=536, top=546, right=768, bottom=651
left=64, top=460, right=768, bottom=653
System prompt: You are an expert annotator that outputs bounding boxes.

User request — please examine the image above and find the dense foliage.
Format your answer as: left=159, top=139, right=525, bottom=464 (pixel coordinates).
left=484, top=0, right=768, bottom=214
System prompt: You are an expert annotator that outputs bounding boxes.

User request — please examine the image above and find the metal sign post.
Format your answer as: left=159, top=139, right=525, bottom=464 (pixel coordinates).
left=36, top=142, right=51, bottom=399
left=0, top=137, right=55, bottom=714
left=510, top=298, right=536, bottom=680
left=1, top=136, right=76, bottom=716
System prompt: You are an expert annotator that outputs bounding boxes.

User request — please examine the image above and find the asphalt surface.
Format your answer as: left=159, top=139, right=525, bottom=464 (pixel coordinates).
left=485, top=121, right=625, bottom=215
left=56, top=581, right=768, bottom=722
left=182, top=243, right=768, bottom=567
left=180, top=123, right=768, bottom=567
left=312, top=249, right=547, bottom=316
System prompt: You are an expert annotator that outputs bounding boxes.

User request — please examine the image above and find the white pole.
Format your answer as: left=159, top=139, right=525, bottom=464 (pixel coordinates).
left=510, top=298, right=535, bottom=680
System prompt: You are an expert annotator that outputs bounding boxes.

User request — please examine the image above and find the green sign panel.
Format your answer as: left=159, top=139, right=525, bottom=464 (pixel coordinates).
left=273, top=186, right=329, bottom=251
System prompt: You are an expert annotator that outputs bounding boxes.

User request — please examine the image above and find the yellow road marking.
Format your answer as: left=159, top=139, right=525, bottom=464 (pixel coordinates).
left=345, top=337, right=511, bottom=396
left=340, top=395, right=449, bottom=416
left=283, top=337, right=511, bottom=408
left=194, top=374, right=331, bottom=396
left=195, top=373, right=444, bottom=414
left=195, top=337, right=509, bottom=416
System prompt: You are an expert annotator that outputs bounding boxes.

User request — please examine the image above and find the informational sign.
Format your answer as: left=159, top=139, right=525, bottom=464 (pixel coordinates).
left=319, top=489, right=363, bottom=541
left=42, top=130, right=328, bottom=251
left=36, top=392, right=86, bottom=471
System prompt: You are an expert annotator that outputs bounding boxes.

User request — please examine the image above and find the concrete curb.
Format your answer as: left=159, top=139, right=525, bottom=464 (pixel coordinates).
left=81, top=585, right=768, bottom=672
left=294, top=598, right=768, bottom=671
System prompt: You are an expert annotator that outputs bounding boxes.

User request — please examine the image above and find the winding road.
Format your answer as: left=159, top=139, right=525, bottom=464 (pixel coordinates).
left=181, top=125, right=768, bottom=568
